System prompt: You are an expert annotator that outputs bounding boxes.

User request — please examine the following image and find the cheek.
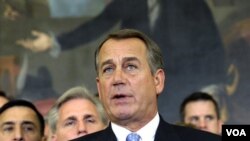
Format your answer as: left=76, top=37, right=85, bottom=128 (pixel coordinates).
left=184, top=119, right=191, bottom=124
left=136, top=76, right=155, bottom=93
left=88, top=126, right=100, bottom=133
left=57, top=128, right=77, bottom=139
left=98, top=79, right=109, bottom=92
left=25, top=135, right=41, bottom=141
left=99, top=83, right=110, bottom=100
left=210, top=122, right=219, bottom=128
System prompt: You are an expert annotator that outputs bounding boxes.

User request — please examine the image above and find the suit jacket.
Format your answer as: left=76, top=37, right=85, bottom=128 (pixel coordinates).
left=72, top=116, right=221, bottom=141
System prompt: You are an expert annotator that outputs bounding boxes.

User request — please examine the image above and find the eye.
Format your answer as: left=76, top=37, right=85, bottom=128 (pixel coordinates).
left=23, top=125, right=35, bottom=133
left=64, top=119, right=76, bottom=127
left=3, top=126, right=14, bottom=133
left=103, top=66, right=114, bottom=74
left=85, top=117, right=96, bottom=124
left=126, top=64, right=137, bottom=71
left=189, top=117, right=199, bottom=123
left=84, top=115, right=96, bottom=124
left=205, top=115, right=215, bottom=121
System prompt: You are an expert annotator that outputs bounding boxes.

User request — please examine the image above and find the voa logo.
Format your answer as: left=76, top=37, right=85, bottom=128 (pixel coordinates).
left=226, top=129, right=246, bottom=136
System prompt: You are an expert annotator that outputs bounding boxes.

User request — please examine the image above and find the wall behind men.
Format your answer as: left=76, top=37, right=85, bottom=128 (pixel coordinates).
left=0, top=0, right=250, bottom=124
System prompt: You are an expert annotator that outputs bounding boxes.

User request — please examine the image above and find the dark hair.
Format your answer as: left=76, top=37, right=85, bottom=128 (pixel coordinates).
left=0, top=90, right=7, bottom=97
left=0, top=99, right=45, bottom=135
left=180, top=92, right=220, bottom=121
left=0, top=90, right=10, bottom=100
left=95, top=28, right=164, bottom=75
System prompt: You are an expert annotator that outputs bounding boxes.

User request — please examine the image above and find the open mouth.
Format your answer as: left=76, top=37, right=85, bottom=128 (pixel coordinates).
left=112, top=94, right=127, bottom=99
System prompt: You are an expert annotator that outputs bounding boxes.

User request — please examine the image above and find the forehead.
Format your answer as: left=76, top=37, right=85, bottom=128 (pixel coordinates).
left=184, top=101, right=217, bottom=116
left=58, top=98, right=99, bottom=120
left=0, top=106, right=39, bottom=124
left=99, top=38, right=147, bottom=59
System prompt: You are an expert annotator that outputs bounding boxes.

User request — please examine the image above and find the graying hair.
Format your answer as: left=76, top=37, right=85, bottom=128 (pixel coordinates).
left=47, top=86, right=109, bottom=133
left=95, top=29, right=164, bottom=75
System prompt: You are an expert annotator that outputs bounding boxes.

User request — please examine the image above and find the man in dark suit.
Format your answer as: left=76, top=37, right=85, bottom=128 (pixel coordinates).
left=179, top=92, right=223, bottom=135
left=0, top=99, right=45, bottom=141
left=72, top=29, right=220, bottom=141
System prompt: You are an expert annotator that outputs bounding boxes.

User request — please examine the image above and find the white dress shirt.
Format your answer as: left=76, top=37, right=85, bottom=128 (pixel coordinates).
left=111, top=113, right=160, bottom=141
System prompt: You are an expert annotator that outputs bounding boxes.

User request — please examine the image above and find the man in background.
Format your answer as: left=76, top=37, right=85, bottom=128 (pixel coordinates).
left=180, top=92, right=223, bottom=135
left=0, top=99, right=45, bottom=141
left=47, top=86, right=109, bottom=141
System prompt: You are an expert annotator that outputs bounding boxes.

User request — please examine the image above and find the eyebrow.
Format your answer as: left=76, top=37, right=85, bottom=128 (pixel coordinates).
left=22, top=121, right=36, bottom=126
left=189, top=116, right=199, bottom=119
left=123, top=57, right=139, bottom=63
left=205, top=115, right=216, bottom=118
left=84, top=114, right=94, bottom=119
left=1, top=121, right=14, bottom=127
left=100, top=57, right=139, bottom=68
left=100, top=59, right=113, bottom=70
left=65, top=116, right=77, bottom=121
left=1, top=121, right=35, bottom=127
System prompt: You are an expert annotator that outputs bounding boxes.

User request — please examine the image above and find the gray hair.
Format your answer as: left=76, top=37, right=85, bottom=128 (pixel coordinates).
left=95, top=29, right=164, bottom=75
left=47, top=86, right=109, bottom=133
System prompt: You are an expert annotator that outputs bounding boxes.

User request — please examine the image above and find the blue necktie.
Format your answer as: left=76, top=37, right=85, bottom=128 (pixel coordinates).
left=126, top=133, right=141, bottom=141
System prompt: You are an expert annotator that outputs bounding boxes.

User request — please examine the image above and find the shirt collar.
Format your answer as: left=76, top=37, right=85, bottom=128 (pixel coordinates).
left=111, top=113, right=160, bottom=141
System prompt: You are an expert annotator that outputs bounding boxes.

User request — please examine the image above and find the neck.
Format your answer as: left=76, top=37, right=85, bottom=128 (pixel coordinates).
left=114, top=111, right=158, bottom=132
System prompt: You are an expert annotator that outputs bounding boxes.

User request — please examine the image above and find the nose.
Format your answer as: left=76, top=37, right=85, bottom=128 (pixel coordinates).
left=77, top=122, right=87, bottom=136
left=113, top=68, right=125, bottom=85
left=14, top=127, right=24, bottom=141
left=197, top=119, right=207, bottom=130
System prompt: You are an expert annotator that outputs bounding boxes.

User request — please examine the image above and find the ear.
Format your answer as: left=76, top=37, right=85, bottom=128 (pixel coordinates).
left=154, top=69, right=165, bottom=95
left=41, top=136, right=47, bottom=141
left=51, top=134, right=57, bottom=141
left=96, top=77, right=102, bottom=100
left=218, top=120, right=223, bottom=135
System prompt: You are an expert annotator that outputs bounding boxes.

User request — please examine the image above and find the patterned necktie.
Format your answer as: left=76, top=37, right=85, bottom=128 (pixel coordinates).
left=126, top=133, right=141, bottom=141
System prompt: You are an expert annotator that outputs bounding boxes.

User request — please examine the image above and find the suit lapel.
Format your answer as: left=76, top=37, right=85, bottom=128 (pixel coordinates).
left=101, top=124, right=117, bottom=141
left=154, top=116, right=181, bottom=141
